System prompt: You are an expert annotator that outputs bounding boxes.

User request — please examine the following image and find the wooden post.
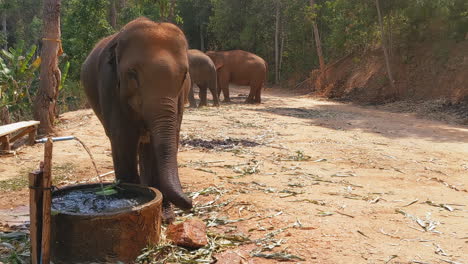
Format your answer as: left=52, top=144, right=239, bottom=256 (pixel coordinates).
left=0, top=135, right=10, bottom=151
left=28, top=127, right=37, bottom=145
left=29, top=169, right=44, bottom=264
left=41, top=138, right=53, bottom=264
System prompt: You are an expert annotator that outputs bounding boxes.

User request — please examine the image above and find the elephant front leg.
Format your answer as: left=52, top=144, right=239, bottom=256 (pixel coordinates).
left=110, top=129, right=140, bottom=184
left=218, top=75, right=230, bottom=102
left=188, top=83, right=197, bottom=108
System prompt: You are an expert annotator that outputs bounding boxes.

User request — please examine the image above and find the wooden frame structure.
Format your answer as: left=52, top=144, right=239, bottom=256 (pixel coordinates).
left=0, top=121, right=40, bottom=151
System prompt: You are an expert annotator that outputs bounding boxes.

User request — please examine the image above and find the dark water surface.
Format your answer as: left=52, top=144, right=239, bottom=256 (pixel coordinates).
left=52, top=187, right=152, bottom=214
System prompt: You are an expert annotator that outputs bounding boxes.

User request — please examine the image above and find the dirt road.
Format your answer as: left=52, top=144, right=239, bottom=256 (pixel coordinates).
left=0, top=87, right=467, bottom=263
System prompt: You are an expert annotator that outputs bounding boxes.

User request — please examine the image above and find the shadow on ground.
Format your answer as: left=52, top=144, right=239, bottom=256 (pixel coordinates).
left=251, top=105, right=468, bottom=143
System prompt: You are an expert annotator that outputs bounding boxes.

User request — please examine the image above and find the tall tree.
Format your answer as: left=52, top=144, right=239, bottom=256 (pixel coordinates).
left=274, top=0, right=280, bottom=84
left=2, top=9, right=8, bottom=50
left=34, top=0, right=61, bottom=135
left=109, top=0, right=117, bottom=29
left=310, top=0, right=325, bottom=72
left=375, top=0, right=395, bottom=90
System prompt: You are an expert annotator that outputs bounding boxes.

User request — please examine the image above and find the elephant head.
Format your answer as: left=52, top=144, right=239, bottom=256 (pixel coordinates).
left=206, top=51, right=224, bottom=70
left=108, top=19, right=192, bottom=210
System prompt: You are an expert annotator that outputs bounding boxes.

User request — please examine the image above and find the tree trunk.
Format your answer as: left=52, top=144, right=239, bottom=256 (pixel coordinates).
left=310, top=0, right=325, bottom=72
left=199, top=24, right=205, bottom=51
left=274, top=0, right=280, bottom=84
left=0, top=107, right=10, bottom=125
left=375, top=0, right=395, bottom=90
left=2, top=9, right=6, bottom=51
left=168, top=0, right=176, bottom=23
left=109, top=0, right=117, bottom=29
left=34, top=0, right=61, bottom=135
left=279, top=22, right=284, bottom=82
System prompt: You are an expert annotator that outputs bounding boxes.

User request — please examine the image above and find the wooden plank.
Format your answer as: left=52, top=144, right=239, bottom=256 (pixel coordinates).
left=0, top=121, right=40, bottom=137
left=29, top=169, right=44, bottom=264
left=41, top=138, right=53, bottom=264
left=9, top=126, right=35, bottom=143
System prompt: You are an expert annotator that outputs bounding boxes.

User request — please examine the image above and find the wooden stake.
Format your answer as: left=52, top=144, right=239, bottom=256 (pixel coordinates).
left=41, top=138, right=53, bottom=264
left=29, top=169, right=44, bottom=264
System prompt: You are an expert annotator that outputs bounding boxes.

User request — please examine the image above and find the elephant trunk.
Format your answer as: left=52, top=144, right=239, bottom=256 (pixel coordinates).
left=145, top=98, right=192, bottom=210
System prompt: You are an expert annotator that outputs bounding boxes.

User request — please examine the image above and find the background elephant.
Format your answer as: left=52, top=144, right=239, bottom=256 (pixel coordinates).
left=187, top=49, right=219, bottom=107
left=206, top=50, right=267, bottom=104
left=81, top=18, right=192, bottom=221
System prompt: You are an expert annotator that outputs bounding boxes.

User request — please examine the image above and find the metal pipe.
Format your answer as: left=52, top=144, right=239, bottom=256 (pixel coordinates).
left=35, top=136, right=76, bottom=144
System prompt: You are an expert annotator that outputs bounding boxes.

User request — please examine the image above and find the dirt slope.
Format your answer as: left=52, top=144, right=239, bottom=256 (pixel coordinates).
left=313, top=40, right=468, bottom=104
left=0, top=87, right=467, bottom=263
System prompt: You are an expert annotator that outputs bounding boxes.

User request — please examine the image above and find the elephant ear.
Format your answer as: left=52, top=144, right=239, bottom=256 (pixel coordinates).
left=213, top=60, right=224, bottom=70
left=108, top=41, right=118, bottom=70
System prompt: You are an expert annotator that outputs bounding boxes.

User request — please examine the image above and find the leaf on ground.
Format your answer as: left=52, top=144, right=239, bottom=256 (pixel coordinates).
left=317, top=211, right=334, bottom=217
left=331, top=171, right=356, bottom=177
left=425, top=200, right=454, bottom=212
left=0, top=232, right=28, bottom=240
left=251, top=251, right=305, bottom=261
left=402, top=199, right=419, bottom=207
left=290, top=199, right=326, bottom=206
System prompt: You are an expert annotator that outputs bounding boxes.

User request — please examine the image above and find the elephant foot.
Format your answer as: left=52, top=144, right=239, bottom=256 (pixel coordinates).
left=213, top=102, right=220, bottom=107
left=198, top=102, right=208, bottom=107
left=245, top=98, right=255, bottom=104
left=188, top=103, right=197, bottom=108
left=162, top=202, right=176, bottom=224
left=223, top=99, right=231, bottom=103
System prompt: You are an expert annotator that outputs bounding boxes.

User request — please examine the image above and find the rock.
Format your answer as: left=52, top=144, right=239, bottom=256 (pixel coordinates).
left=166, top=219, right=208, bottom=248
left=214, top=250, right=244, bottom=264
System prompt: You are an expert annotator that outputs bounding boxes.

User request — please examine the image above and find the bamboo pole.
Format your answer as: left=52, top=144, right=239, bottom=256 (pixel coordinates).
left=41, top=138, right=53, bottom=264
left=29, top=169, right=44, bottom=264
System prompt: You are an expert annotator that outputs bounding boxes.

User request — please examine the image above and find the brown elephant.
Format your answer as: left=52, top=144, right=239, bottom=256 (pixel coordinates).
left=81, top=18, right=192, bottom=221
left=187, top=49, right=219, bottom=107
left=206, top=50, right=267, bottom=103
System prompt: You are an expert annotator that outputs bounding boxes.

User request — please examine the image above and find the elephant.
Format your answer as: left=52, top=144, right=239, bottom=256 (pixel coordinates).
left=206, top=50, right=267, bottom=104
left=80, top=17, right=192, bottom=221
left=187, top=49, right=219, bottom=107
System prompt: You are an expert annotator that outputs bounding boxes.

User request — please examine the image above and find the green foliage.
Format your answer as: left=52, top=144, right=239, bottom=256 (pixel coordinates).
left=1, top=0, right=465, bottom=122
left=178, top=0, right=213, bottom=50
left=0, top=44, right=40, bottom=122
left=62, top=0, right=115, bottom=79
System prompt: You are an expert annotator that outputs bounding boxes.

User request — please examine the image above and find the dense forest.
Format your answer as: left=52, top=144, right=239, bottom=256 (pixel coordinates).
left=0, top=0, right=467, bottom=124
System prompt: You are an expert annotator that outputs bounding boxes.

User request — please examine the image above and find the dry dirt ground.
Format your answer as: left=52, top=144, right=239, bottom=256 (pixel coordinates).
left=0, top=87, right=467, bottom=263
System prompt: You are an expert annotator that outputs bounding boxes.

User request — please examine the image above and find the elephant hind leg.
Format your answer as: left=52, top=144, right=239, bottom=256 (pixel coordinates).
left=254, top=82, right=263, bottom=103
left=188, top=83, right=197, bottom=108
left=246, top=82, right=262, bottom=104
left=208, top=81, right=219, bottom=107
left=198, top=84, right=208, bottom=107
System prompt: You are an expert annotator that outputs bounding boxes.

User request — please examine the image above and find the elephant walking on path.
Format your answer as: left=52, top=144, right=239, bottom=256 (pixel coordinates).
left=206, top=50, right=267, bottom=104
left=81, top=18, right=192, bottom=221
left=187, top=49, right=219, bottom=107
